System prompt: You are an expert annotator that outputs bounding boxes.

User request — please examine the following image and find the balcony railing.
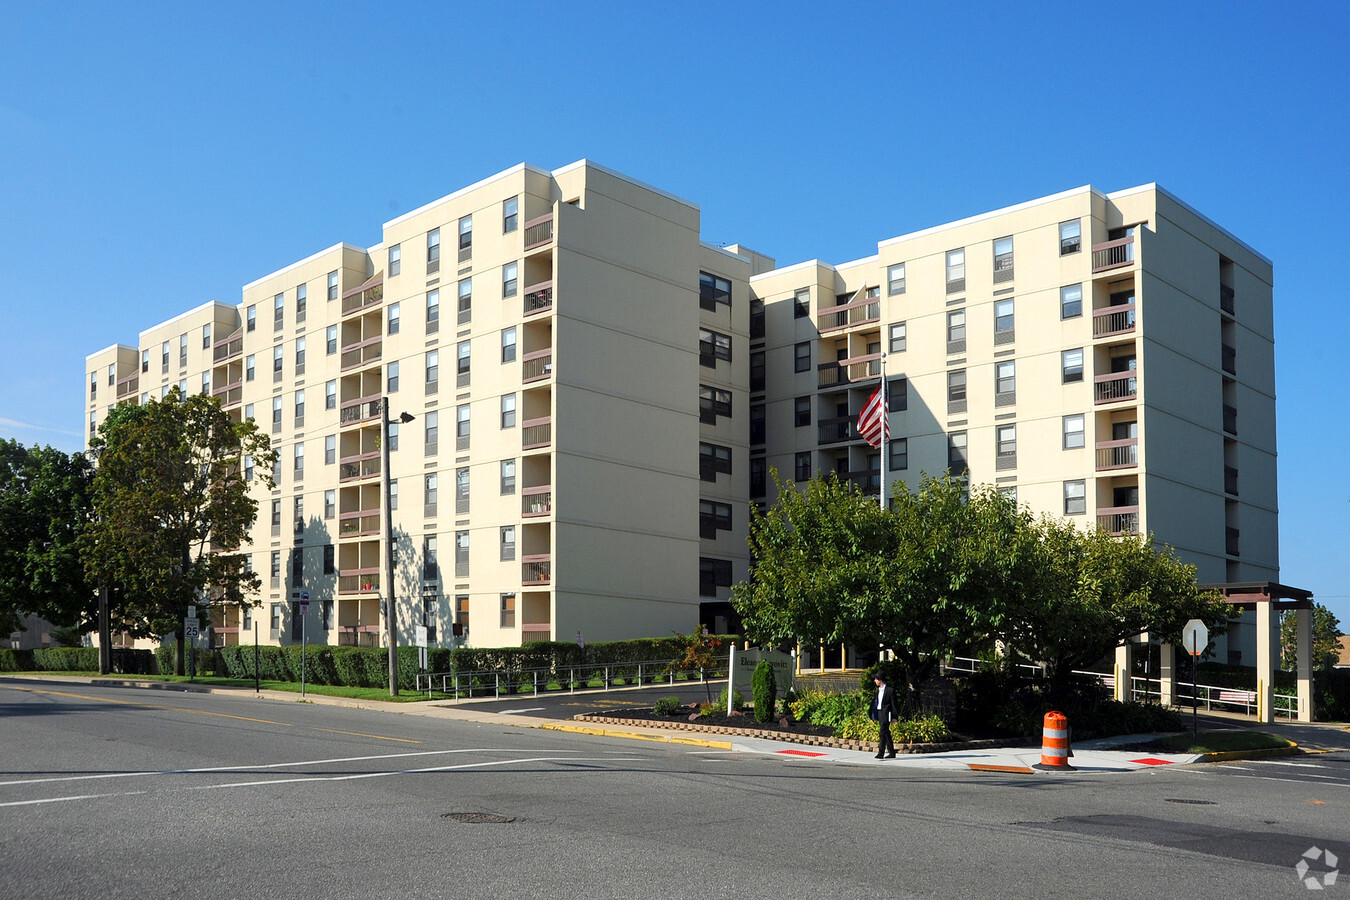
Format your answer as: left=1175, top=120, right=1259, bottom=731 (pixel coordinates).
left=522, top=348, right=553, bottom=383
left=338, top=509, right=381, bottom=537
left=841, top=352, right=882, bottom=383
left=846, top=470, right=881, bottom=493
left=338, top=569, right=380, bottom=594
left=340, top=336, right=383, bottom=372
left=1093, top=302, right=1137, bottom=338
left=816, top=297, right=880, bottom=333
left=817, top=362, right=849, bottom=390
left=1097, top=506, right=1140, bottom=535
left=339, top=451, right=381, bottom=482
left=1094, top=371, right=1138, bottom=404
left=1095, top=438, right=1139, bottom=470
left=522, top=416, right=552, bottom=450
left=1221, top=344, right=1236, bottom=376
left=116, top=374, right=139, bottom=399
left=339, top=395, right=383, bottom=426
left=341, top=277, right=384, bottom=317
left=522, top=554, right=551, bottom=585
left=523, top=214, right=554, bottom=251
left=1225, top=465, right=1239, bottom=496
left=522, top=485, right=552, bottom=517
left=817, top=416, right=853, bottom=445
left=1092, top=236, right=1135, bottom=273
left=213, top=328, right=244, bottom=362
left=212, top=381, right=243, bottom=408
left=1223, top=404, right=1237, bottom=435
left=523, top=281, right=553, bottom=317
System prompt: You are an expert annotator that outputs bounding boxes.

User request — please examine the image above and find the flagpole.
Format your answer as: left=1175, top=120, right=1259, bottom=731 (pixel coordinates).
left=879, top=353, right=887, bottom=511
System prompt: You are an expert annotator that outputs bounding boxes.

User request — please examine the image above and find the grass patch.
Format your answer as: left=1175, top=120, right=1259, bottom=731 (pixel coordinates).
left=71, top=672, right=429, bottom=703
left=1126, top=730, right=1293, bottom=754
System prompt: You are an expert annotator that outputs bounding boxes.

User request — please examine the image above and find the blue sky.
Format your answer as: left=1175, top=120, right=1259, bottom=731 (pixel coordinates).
left=2, top=2, right=1346, bottom=625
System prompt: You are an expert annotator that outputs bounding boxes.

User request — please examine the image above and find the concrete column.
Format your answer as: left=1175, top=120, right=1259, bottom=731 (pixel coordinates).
left=1255, top=600, right=1276, bottom=724
left=1114, top=643, right=1133, bottom=703
left=1158, top=643, right=1178, bottom=707
left=1296, top=607, right=1313, bottom=723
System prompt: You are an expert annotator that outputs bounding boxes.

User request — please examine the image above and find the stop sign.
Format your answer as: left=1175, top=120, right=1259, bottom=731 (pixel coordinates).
left=1182, top=619, right=1209, bottom=656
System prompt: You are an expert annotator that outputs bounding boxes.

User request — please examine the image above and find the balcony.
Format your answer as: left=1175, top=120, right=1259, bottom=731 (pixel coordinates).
left=522, top=623, right=552, bottom=641
left=338, top=625, right=380, bottom=647
left=116, top=373, right=139, bottom=400
left=841, top=352, right=882, bottom=384
left=212, top=380, right=243, bottom=408
left=522, top=554, right=551, bottom=585
left=1093, top=302, right=1137, bottom=338
left=1220, top=283, right=1235, bottom=315
left=1094, top=371, right=1138, bottom=405
left=1225, top=465, right=1239, bottom=496
left=522, top=348, right=553, bottom=383
left=340, top=336, right=383, bottom=372
left=523, top=281, right=554, bottom=317
left=338, top=569, right=380, bottom=594
left=1221, top=343, right=1236, bottom=376
left=817, top=362, right=849, bottom=390
left=846, top=470, right=881, bottom=494
left=341, top=275, right=384, bottom=317
left=1223, top=404, right=1237, bottom=435
left=523, top=214, right=554, bottom=251
left=213, top=328, right=244, bottom=362
left=522, top=485, right=552, bottom=517
left=338, top=508, right=380, bottom=537
left=339, top=451, right=381, bottom=482
left=1095, top=438, right=1138, bottom=470
left=1226, top=526, right=1240, bottom=557
left=340, top=395, right=383, bottom=427
left=1097, top=506, right=1140, bottom=535
left=1092, top=236, right=1135, bottom=273
left=817, top=416, right=854, bottom=445
left=522, top=416, right=552, bottom=450
left=816, top=296, right=880, bottom=333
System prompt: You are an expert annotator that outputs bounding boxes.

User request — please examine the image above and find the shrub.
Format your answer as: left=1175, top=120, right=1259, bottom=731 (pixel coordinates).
left=837, top=713, right=952, bottom=744
left=653, top=695, right=682, bottom=716
left=791, top=689, right=867, bottom=729
left=752, top=659, right=777, bottom=723
left=699, top=688, right=744, bottom=717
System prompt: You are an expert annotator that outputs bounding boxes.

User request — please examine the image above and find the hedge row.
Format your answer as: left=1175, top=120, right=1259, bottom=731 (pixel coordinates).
left=215, top=645, right=452, bottom=691
left=0, top=647, right=156, bottom=675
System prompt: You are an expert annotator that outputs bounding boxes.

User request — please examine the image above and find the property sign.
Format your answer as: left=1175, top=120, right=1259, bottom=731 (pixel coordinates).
left=1183, top=619, right=1209, bottom=656
left=729, top=648, right=795, bottom=697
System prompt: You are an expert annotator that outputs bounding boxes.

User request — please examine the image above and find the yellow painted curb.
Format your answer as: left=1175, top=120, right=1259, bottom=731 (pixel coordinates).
left=537, top=723, right=733, bottom=750
left=1199, top=742, right=1299, bottom=762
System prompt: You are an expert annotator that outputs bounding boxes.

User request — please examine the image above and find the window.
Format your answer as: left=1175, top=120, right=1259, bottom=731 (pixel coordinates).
left=424, top=473, right=438, bottom=517
left=749, top=351, right=765, bottom=392
left=501, top=327, right=517, bottom=363
left=946, top=248, right=965, bottom=294
left=324, top=434, right=336, bottom=465
left=750, top=457, right=767, bottom=498
left=293, top=442, right=304, bottom=478
left=272, top=450, right=281, bottom=485
left=947, top=309, right=966, bottom=353
left=294, top=389, right=305, bottom=427
left=141, top=348, right=149, bottom=373
left=794, top=451, right=812, bottom=482
left=388, top=244, right=401, bottom=277
left=179, top=334, right=188, bottom=368
left=948, top=432, right=968, bottom=475
left=794, top=341, right=811, bottom=373
left=385, top=361, right=399, bottom=394
left=296, top=284, right=307, bottom=322
left=1060, top=219, right=1082, bottom=255
left=455, top=531, right=469, bottom=578
left=270, top=551, right=281, bottom=589
left=245, top=354, right=255, bottom=382
left=273, top=346, right=283, bottom=382
left=500, top=526, right=516, bottom=561
left=499, top=592, right=515, bottom=627
left=698, top=385, right=731, bottom=424
left=502, top=262, right=518, bottom=298
left=1060, top=283, right=1083, bottom=320
left=698, top=558, right=733, bottom=598
left=699, top=442, right=732, bottom=482
left=270, top=602, right=282, bottom=632
left=699, top=500, right=732, bottom=539
left=750, top=298, right=765, bottom=339
left=271, top=498, right=282, bottom=535
left=996, top=424, right=1017, bottom=469
left=888, top=377, right=907, bottom=413
left=272, top=396, right=283, bottom=429
left=948, top=369, right=967, bottom=413
left=794, top=396, right=810, bottom=427
left=887, top=263, right=906, bottom=296
left=323, top=543, right=335, bottom=574
left=273, top=294, right=284, bottom=330
left=295, top=337, right=306, bottom=375
left=889, top=436, right=908, bottom=472
left=427, top=228, right=441, bottom=274
left=994, top=300, right=1015, bottom=343
left=995, top=361, right=1015, bottom=405
left=503, top=196, right=518, bottom=233
left=201, top=372, right=210, bottom=394
left=455, top=466, right=470, bottom=514
left=388, top=422, right=400, bottom=452
left=750, top=403, right=765, bottom=444
left=1062, top=348, right=1084, bottom=383
left=793, top=288, right=810, bottom=319
left=456, top=404, right=470, bottom=450
left=500, top=459, right=516, bottom=494
left=699, top=271, right=731, bottom=310
left=458, top=215, right=473, bottom=261
left=454, top=594, right=469, bottom=636
left=699, top=329, right=732, bottom=367
left=1063, top=414, right=1085, bottom=449
left=326, top=379, right=337, bottom=410
left=1064, top=479, right=1086, bottom=515
left=389, top=479, right=399, bottom=510
left=107, top=364, right=115, bottom=386
left=993, top=236, right=1014, bottom=283
left=293, top=496, right=305, bottom=534
left=326, top=325, right=337, bottom=355
left=889, top=322, right=907, bottom=354
left=388, top=302, right=400, bottom=335
left=501, top=393, right=516, bottom=428
left=456, top=340, right=471, bottom=387
left=424, top=411, right=438, bottom=455
left=89, top=370, right=98, bottom=400
left=327, top=271, right=339, bottom=302
left=161, top=341, right=169, bottom=374
left=244, top=454, right=255, bottom=481
left=246, top=306, right=256, bottom=332
left=426, top=289, right=440, bottom=334
left=425, top=350, right=439, bottom=393
left=457, top=278, right=472, bottom=325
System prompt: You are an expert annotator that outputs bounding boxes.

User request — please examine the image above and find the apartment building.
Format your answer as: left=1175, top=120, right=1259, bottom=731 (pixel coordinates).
left=85, top=164, right=1280, bottom=658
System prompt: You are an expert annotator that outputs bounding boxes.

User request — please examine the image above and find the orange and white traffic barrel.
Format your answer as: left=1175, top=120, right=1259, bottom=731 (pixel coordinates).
left=1034, top=711, right=1074, bottom=771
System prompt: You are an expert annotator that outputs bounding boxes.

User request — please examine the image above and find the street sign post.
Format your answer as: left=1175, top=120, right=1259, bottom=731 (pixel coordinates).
left=1182, top=618, right=1209, bottom=740
left=184, top=617, right=199, bottom=682
left=297, top=590, right=310, bottom=699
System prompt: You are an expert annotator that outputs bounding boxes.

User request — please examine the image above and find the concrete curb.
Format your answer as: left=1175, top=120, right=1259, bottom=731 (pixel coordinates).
left=538, top=723, right=734, bottom=749
left=1198, top=742, right=1300, bottom=762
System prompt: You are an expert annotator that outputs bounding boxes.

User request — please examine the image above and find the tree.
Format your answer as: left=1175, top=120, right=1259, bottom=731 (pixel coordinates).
left=667, top=627, right=725, bottom=703
left=1281, top=603, right=1342, bottom=672
left=83, top=389, right=272, bottom=673
left=0, top=439, right=95, bottom=635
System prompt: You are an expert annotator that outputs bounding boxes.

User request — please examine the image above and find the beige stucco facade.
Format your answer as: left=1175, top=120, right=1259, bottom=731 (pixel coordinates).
left=85, top=163, right=1278, bottom=657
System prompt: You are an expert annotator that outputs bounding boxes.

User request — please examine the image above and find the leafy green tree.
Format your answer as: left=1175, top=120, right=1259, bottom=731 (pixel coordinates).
left=0, top=439, right=95, bottom=635
left=667, top=627, right=725, bottom=702
left=83, top=389, right=272, bottom=673
left=1281, top=603, right=1342, bottom=671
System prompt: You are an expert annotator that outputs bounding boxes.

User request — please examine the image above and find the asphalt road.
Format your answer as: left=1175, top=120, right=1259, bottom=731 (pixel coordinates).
left=2, top=677, right=1347, bottom=899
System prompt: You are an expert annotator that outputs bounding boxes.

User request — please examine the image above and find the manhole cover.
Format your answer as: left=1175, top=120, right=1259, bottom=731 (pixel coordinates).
left=442, top=812, right=517, bottom=824
left=1164, top=799, right=1216, bottom=805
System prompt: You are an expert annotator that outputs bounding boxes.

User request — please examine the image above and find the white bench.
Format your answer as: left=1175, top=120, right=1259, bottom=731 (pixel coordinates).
left=1216, top=689, right=1256, bottom=713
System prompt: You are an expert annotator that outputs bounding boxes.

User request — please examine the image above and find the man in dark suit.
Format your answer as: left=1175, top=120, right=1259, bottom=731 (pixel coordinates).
left=869, top=672, right=901, bottom=758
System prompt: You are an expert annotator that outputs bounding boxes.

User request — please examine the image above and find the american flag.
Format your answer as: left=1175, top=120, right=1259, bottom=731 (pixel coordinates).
left=857, top=383, right=887, bottom=448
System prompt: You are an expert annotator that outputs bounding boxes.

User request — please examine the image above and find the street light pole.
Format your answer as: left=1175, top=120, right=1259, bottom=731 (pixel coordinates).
left=382, top=399, right=415, bottom=698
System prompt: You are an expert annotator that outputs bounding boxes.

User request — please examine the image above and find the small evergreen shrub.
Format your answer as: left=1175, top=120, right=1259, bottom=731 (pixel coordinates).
left=752, top=659, right=777, bottom=723
left=653, top=695, right=682, bottom=716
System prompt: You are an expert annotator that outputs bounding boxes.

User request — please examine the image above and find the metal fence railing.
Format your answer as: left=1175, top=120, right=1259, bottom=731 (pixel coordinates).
left=414, top=656, right=731, bottom=700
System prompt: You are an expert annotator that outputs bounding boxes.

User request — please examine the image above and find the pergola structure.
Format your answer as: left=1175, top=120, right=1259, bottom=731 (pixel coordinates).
left=1113, top=582, right=1314, bottom=723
